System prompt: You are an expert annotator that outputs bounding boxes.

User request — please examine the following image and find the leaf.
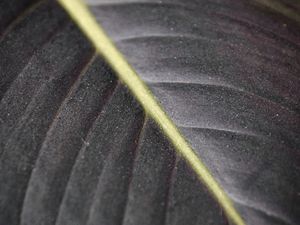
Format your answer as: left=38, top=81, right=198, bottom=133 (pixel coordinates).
left=0, top=1, right=299, bottom=225
left=0, top=0, right=39, bottom=34
left=84, top=1, right=300, bottom=224
left=0, top=1, right=227, bottom=225
left=57, top=1, right=244, bottom=224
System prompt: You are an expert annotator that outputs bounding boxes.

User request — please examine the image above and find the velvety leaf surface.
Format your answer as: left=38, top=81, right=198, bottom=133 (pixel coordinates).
left=0, top=1, right=227, bottom=225
left=85, top=0, right=300, bottom=225
left=0, top=0, right=39, bottom=34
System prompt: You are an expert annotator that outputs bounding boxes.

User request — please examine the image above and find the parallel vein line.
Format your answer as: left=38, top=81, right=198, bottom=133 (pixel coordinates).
left=162, top=154, right=177, bottom=225
left=0, top=21, right=69, bottom=102
left=57, top=1, right=246, bottom=225
left=55, top=78, right=119, bottom=225
left=87, top=1, right=189, bottom=10
left=148, top=81, right=297, bottom=114
left=232, top=196, right=293, bottom=225
left=20, top=51, right=96, bottom=223
left=0, top=0, right=45, bottom=41
left=119, top=114, right=147, bottom=225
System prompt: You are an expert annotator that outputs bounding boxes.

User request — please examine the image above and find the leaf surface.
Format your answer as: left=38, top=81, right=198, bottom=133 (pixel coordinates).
left=84, top=1, right=300, bottom=224
left=84, top=0, right=300, bottom=224
left=0, top=1, right=299, bottom=225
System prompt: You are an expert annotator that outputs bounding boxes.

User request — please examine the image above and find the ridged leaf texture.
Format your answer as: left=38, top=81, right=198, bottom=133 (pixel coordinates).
left=0, top=1, right=299, bottom=225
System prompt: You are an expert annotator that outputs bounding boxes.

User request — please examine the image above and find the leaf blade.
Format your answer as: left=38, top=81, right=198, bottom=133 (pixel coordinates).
left=57, top=0, right=247, bottom=224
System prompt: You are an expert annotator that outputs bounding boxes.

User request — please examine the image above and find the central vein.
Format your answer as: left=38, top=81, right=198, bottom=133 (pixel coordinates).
left=57, top=0, right=246, bottom=224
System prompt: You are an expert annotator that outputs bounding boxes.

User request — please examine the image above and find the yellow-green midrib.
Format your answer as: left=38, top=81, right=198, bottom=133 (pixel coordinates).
left=57, top=0, right=246, bottom=224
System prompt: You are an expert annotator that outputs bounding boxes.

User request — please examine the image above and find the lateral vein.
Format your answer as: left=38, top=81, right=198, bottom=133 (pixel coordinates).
left=57, top=0, right=246, bottom=225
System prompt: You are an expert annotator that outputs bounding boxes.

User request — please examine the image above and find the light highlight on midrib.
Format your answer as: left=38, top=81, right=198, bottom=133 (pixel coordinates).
left=57, top=0, right=246, bottom=224
left=255, top=0, right=300, bottom=23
